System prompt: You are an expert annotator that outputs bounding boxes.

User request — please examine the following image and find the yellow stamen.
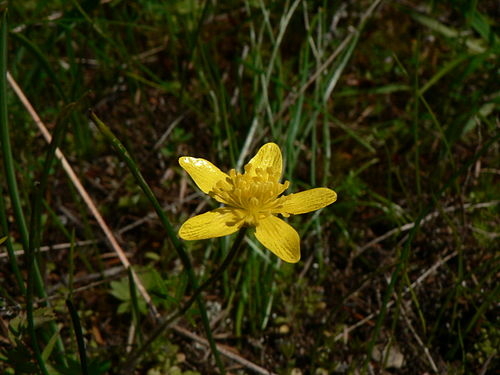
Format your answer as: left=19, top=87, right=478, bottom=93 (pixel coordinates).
left=210, top=162, right=290, bottom=225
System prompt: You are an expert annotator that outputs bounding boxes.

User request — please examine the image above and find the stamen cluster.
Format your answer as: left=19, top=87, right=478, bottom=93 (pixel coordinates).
left=209, top=163, right=290, bottom=225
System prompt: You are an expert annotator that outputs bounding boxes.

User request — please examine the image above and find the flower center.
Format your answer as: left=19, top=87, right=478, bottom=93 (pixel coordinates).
left=209, top=163, right=290, bottom=225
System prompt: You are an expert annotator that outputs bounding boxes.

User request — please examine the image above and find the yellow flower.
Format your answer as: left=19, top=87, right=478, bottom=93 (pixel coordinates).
left=178, top=143, right=337, bottom=263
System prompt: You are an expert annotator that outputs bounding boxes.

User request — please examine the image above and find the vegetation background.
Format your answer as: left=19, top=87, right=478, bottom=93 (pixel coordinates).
left=0, top=0, right=498, bottom=374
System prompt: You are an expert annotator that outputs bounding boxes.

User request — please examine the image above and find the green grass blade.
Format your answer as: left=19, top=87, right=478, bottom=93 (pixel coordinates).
left=0, top=9, right=46, bottom=301
left=0, top=186, right=25, bottom=294
left=66, top=299, right=89, bottom=375
left=68, top=229, right=76, bottom=299
left=10, top=32, right=67, bottom=100
left=29, top=104, right=75, bottom=370
left=409, top=9, right=487, bottom=53
left=91, top=112, right=185, bottom=257
left=128, top=267, right=143, bottom=345
left=418, top=54, right=470, bottom=96
left=178, top=0, right=212, bottom=105
left=41, top=325, right=62, bottom=362
left=3, top=11, right=72, bottom=369
left=448, top=282, right=500, bottom=359
left=412, top=38, right=422, bottom=203
left=26, top=184, right=50, bottom=375
left=469, top=9, right=498, bottom=44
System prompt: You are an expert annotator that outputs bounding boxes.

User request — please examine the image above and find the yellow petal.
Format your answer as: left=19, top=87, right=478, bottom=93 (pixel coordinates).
left=179, top=156, right=229, bottom=194
left=281, top=188, right=337, bottom=215
left=246, top=143, right=282, bottom=180
left=255, top=215, right=300, bottom=263
left=179, top=208, right=243, bottom=240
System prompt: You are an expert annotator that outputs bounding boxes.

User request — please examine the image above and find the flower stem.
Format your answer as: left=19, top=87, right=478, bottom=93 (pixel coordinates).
left=183, top=227, right=248, bottom=315
left=122, top=227, right=248, bottom=373
left=91, top=112, right=224, bottom=372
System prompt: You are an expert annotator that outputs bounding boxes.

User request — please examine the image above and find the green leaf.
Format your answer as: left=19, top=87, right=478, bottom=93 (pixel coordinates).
left=109, top=279, right=130, bottom=301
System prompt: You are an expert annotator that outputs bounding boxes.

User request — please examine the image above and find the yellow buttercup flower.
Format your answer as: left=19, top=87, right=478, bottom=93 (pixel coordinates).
left=178, top=143, right=337, bottom=263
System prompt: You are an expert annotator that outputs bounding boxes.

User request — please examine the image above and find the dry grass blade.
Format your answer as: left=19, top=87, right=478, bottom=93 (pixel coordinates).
left=6, top=71, right=160, bottom=320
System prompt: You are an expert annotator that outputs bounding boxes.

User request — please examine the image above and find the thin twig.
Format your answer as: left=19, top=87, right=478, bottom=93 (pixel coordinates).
left=335, top=250, right=458, bottom=341
left=152, top=114, right=185, bottom=150
left=479, top=352, right=497, bottom=375
left=398, top=295, right=439, bottom=372
left=0, top=239, right=98, bottom=259
left=172, top=325, right=276, bottom=375
left=352, top=200, right=500, bottom=259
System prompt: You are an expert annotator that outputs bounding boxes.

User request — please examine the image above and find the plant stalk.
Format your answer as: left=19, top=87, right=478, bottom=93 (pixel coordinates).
left=91, top=111, right=230, bottom=373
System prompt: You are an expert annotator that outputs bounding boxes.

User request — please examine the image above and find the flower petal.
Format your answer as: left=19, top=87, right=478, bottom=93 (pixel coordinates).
left=255, top=215, right=300, bottom=263
left=281, top=188, right=337, bottom=215
left=179, top=208, right=243, bottom=240
left=179, top=156, right=229, bottom=194
left=246, top=143, right=282, bottom=180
